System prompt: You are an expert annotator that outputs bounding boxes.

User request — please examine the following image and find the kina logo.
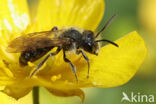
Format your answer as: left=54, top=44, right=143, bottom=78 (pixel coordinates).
left=121, top=92, right=155, bottom=103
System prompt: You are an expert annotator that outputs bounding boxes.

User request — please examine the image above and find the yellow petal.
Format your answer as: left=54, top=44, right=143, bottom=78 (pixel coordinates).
left=0, top=60, right=14, bottom=78
left=29, top=0, right=104, bottom=32
left=0, top=0, right=30, bottom=63
left=0, top=91, right=33, bottom=104
left=46, top=88, right=84, bottom=102
left=77, top=31, right=147, bottom=87
left=1, top=86, right=32, bottom=100
left=27, top=0, right=39, bottom=23
left=139, top=0, right=156, bottom=35
left=0, top=0, right=30, bottom=33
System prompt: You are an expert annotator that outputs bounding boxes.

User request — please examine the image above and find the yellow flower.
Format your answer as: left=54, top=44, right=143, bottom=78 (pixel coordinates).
left=138, top=0, right=156, bottom=76
left=0, top=0, right=147, bottom=102
left=0, top=86, right=33, bottom=104
left=139, top=0, right=156, bottom=35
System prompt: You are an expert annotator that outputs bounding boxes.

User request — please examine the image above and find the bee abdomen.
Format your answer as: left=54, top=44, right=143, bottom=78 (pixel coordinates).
left=19, top=47, right=53, bottom=66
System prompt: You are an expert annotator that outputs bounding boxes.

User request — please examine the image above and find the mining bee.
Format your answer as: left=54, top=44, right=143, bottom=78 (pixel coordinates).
left=7, top=14, right=118, bottom=81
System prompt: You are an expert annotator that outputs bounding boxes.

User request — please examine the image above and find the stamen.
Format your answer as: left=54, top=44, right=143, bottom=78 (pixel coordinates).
left=0, top=61, right=13, bottom=77
left=51, top=76, right=57, bottom=82
left=51, top=74, right=62, bottom=82
left=64, top=80, right=69, bottom=84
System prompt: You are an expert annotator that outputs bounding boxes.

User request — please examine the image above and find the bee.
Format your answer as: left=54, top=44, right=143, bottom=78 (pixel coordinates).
left=7, top=14, right=118, bottom=81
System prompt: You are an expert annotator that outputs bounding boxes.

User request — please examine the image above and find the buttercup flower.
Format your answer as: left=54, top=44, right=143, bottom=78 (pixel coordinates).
left=139, top=0, right=156, bottom=35
left=138, top=0, right=156, bottom=76
left=0, top=0, right=147, bottom=102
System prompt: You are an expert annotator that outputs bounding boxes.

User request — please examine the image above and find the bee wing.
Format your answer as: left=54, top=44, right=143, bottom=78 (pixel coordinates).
left=27, top=30, right=55, bottom=37
left=27, top=29, right=64, bottom=37
left=6, top=30, right=66, bottom=53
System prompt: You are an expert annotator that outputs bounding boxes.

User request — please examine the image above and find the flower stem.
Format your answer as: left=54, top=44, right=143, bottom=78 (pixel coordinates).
left=33, top=87, right=39, bottom=104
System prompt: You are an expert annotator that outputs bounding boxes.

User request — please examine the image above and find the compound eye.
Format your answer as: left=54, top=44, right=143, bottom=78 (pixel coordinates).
left=83, top=30, right=94, bottom=37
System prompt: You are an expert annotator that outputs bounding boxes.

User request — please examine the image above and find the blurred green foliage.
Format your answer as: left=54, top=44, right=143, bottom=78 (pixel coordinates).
left=98, top=0, right=139, bottom=41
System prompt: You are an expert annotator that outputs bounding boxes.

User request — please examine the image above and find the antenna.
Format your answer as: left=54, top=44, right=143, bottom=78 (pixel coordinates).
left=95, top=14, right=117, bottom=38
left=95, top=39, right=119, bottom=47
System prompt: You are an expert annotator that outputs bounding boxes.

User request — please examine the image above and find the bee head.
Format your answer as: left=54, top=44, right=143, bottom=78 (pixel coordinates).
left=82, top=30, right=99, bottom=55
left=80, top=15, right=119, bottom=56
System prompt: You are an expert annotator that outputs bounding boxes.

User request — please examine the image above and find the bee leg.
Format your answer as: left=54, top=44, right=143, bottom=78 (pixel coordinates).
left=63, top=50, right=78, bottom=82
left=30, top=47, right=61, bottom=77
left=51, top=26, right=58, bottom=31
left=76, top=50, right=90, bottom=79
